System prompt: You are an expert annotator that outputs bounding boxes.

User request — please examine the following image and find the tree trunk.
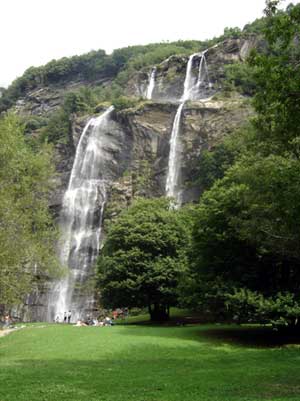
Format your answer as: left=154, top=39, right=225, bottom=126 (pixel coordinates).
left=149, top=303, right=169, bottom=322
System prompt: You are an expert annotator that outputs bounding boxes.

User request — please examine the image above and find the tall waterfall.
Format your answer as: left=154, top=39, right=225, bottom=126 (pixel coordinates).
left=182, top=53, right=199, bottom=102
left=165, top=102, right=184, bottom=201
left=146, top=67, right=156, bottom=100
left=166, top=52, right=210, bottom=204
left=48, top=106, right=114, bottom=322
left=197, top=51, right=210, bottom=88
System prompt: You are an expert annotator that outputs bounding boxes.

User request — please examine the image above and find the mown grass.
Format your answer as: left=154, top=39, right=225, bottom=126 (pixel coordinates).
left=0, top=322, right=300, bottom=401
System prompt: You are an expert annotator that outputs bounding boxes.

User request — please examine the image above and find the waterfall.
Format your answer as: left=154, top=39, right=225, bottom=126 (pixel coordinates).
left=181, top=53, right=199, bottom=102
left=146, top=67, right=156, bottom=100
left=48, top=106, right=114, bottom=322
left=165, top=102, right=184, bottom=201
left=197, top=51, right=210, bottom=88
left=166, top=51, right=211, bottom=204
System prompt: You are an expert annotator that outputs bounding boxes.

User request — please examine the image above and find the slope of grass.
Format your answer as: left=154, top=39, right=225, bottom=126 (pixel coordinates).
left=0, top=323, right=299, bottom=401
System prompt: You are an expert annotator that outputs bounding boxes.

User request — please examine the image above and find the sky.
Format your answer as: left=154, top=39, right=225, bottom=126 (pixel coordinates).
left=0, top=0, right=297, bottom=88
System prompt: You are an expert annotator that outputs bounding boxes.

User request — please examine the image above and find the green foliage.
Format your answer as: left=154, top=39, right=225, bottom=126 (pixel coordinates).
left=242, top=17, right=267, bottom=35
left=0, top=41, right=204, bottom=113
left=195, top=124, right=257, bottom=193
left=39, top=109, right=70, bottom=144
left=0, top=114, right=60, bottom=308
left=132, top=159, right=153, bottom=196
left=224, top=62, right=257, bottom=95
left=0, top=17, right=269, bottom=114
left=185, top=152, right=300, bottom=324
left=197, top=143, right=236, bottom=192
left=22, top=115, right=49, bottom=135
left=223, top=27, right=242, bottom=39
left=0, top=50, right=110, bottom=112
left=249, top=2, right=300, bottom=152
left=97, top=198, right=189, bottom=321
left=39, top=87, right=100, bottom=144
left=182, top=4, right=300, bottom=329
left=225, top=289, right=300, bottom=329
left=112, top=96, right=140, bottom=111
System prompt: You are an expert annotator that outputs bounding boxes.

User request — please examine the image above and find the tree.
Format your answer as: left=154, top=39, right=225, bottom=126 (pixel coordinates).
left=0, top=114, right=60, bottom=311
left=180, top=3, right=300, bottom=330
left=97, top=198, right=189, bottom=321
left=184, top=151, right=300, bottom=327
left=249, top=2, right=300, bottom=154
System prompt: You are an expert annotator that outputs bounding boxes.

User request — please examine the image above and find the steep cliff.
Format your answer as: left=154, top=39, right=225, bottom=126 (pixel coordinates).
left=12, top=37, right=256, bottom=321
left=45, top=37, right=256, bottom=213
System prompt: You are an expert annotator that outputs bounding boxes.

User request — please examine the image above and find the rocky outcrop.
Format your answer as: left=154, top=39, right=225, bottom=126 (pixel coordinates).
left=180, top=98, right=252, bottom=201
left=14, top=77, right=111, bottom=117
left=125, top=37, right=259, bottom=102
left=101, top=98, right=252, bottom=212
left=48, top=95, right=252, bottom=234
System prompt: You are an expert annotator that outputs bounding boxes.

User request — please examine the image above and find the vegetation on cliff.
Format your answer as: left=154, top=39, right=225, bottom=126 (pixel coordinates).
left=0, top=41, right=203, bottom=113
left=0, top=114, right=60, bottom=309
left=0, top=13, right=267, bottom=115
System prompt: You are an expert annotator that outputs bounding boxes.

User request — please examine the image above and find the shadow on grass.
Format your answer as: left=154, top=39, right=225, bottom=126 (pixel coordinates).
left=200, top=325, right=300, bottom=347
left=119, top=323, right=300, bottom=348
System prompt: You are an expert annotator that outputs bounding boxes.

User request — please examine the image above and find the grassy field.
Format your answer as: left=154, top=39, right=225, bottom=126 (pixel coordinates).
left=0, top=322, right=300, bottom=401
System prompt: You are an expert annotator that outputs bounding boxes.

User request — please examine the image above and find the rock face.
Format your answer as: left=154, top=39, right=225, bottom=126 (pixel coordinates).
left=125, top=37, right=258, bottom=102
left=103, top=98, right=252, bottom=209
left=14, top=37, right=256, bottom=321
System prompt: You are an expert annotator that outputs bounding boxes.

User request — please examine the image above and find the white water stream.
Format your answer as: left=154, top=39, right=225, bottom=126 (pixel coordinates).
left=146, top=67, right=156, bottom=100
left=48, top=106, right=114, bottom=322
left=197, top=50, right=210, bottom=88
left=166, top=52, right=211, bottom=204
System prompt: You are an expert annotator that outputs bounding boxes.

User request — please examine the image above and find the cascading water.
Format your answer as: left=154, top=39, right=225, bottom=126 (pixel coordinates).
left=146, top=67, right=156, bottom=100
left=165, top=102, right=184, bottom=201
left=182, top=53, right=199, bottom=102
left=197, top=50, right=210, bottom=89
left=166, top=52, right=211, bottom=204
left=48, top=106, right=114, bottom=322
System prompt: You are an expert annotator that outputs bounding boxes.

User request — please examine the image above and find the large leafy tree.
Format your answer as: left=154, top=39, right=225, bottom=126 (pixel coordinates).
left=183, top=2, right=300, bottom=329
left=250, top=1, right=300, bottom=153
left=185, top=153, right=300, bottom=328
left=97, top=198, right=189, bottom=321
left=0, top=114, right=60, bottom=311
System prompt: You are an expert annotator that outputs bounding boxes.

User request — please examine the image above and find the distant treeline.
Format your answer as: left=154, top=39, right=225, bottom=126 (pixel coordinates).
left=0, top=16, right=266, bottom=113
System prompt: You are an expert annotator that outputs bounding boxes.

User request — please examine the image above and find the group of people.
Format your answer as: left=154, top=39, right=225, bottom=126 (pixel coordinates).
left=112, top=308, right=129, bottom=320
left=54, top=311, right=72, bottom=324
left=75, top=316, right=113, bottom=327
left=54, top=308, right=129, bottom=326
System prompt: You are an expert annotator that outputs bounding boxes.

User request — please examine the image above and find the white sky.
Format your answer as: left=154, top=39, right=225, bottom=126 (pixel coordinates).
left=0, top=0, right=297, bottom=88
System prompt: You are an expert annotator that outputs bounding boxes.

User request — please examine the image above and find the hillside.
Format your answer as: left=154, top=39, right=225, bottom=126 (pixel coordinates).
left=0, top=9, right=279, bottom=321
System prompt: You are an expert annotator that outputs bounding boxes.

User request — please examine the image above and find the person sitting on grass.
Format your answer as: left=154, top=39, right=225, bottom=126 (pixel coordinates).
left=4, top=314, right=10, bottom=328
left=75, top=320, right=87, bottom=327
left=103, top=316, right=113, bottom=326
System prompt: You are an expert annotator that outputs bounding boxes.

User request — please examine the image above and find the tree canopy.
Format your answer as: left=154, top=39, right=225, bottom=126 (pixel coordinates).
left=97, top=198, right=189, bottom=321
left=0, top=114, right=60, bottom=310
left=181, top=1, right=300, bottom=330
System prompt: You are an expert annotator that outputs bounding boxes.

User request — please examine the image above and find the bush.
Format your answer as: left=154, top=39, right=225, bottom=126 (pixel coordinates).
left=224, top=62, right=257, bottom=95
left=225, top=289, right=300, bottom=330
left=112, top=96, right=140, bottom=111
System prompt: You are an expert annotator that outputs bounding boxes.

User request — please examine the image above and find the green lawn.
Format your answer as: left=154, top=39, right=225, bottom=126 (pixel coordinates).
left=0, top=323, right=300, bottom=401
